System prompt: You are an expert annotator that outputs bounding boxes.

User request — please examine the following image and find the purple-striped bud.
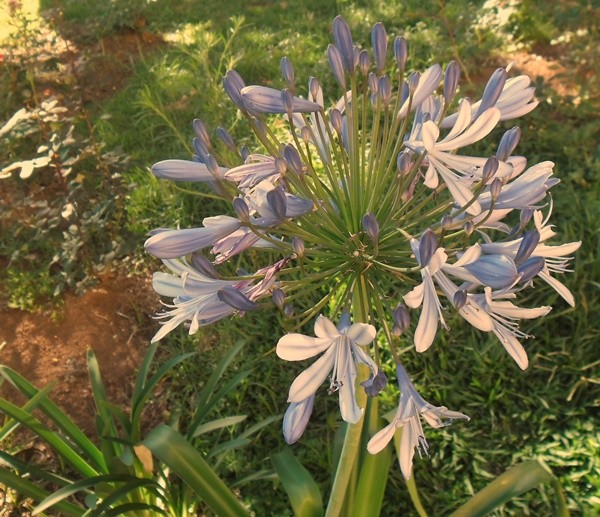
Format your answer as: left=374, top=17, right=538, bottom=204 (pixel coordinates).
left=300, top=125, right=312, bottom=143
left=497, top=126, right=521, bottom=162
left=372, top=22, right=388, bottom=74
left=272, top=288, right=286, bottom=309
left=329, top=108, right=343, bottom=133
left=476, top=68, right=507, bottom=118
left=368, top=72, right=379, bottom=94
left=392, top=303, right=410, bottom=336
left=464, top=221, right=475, bottom=236
left=267, top=186, right=287, bottom=220
left=308, top=77, right=320, bottom=101
left=362, top=213, right=379, bottom=241
left=333, top=15, right=355, bottom=72
left=482, top=156, right=499, bottom=183
left=292, top=236, right=305, bottom=257
left=280, top=57, right=295, bottom=89
left=419, top=229, right=438, bottom=266
left=489, top=178, right=503, bottom=201
left=281, top=88, right=294, bottom=114
left=283, top=145, right=304, bottom=174
left=241, top=85, right=321, bottom=114
left=240, top=146, right=251, bottom=162
left=284, top=305, right=295, bottom=318
left=191, top=254, right=219, bottom=278
left=193, top=119, right=212, bottom=150
left=444, top=61, right=461, bottom=103
left=205, top=154, right=219, bottom=176
left=514, top=229, right=540, bottom=264
left=216, top=127, right=237, bottom=153
left=283, top=396, right=314, bottom=444
left=359, top=49, right=370, bottom=76
left=519, top=208, right=533, bottom=228
left=393, top=36, right=407, bottom=71
left=193, top=137, right=209, bottom=162
left=275, top=157, right=288, bottom=175
left=517, top=256, right=545, bottom=284
left=465, top=254, right=519, bottom=289
left=408, top=71, right=420, bottom=95
left=352, top=46, right=360, bottom=70
left=400, top=81, right=410, bottom=105
left=232, top=197, right=249, bottom=222
left=397, top=151, right=413, bottom=175
left=218, top=287, right=259, bottom=311
left=223, top=69, right=246, bottom=110
left=441, top=215, right=453, bottom=229
left=328, top=44, right=346, bottom=88
left=378, top=75, right=392, bottom=106
left=453, top=289, right=468, bottom=309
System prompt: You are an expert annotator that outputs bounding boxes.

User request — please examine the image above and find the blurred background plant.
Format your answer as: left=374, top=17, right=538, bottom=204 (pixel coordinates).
left=0, top=0, right=598, bottom=514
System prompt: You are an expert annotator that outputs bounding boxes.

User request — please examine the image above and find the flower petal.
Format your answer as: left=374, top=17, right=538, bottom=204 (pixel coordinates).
left=314, top=315, right=340, bottom=339
left=345, top=323, right=377, bottom=345
left=277, top=333, right=332, bottom=361
left=367, top=421, right=397, bottom=455
left=287, top=346, right=336, bottom=402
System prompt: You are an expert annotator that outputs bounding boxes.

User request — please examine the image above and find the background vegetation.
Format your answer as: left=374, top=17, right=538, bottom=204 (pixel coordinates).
left=1, top=0, right=598, bottom=514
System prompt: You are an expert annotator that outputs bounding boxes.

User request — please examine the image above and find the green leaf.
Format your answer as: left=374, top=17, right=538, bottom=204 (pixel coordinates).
left=0, top=399, right=98, bottom=478
left=0, top=366, right=106, bottom=471
left=86, top=478, right=166, bottom=514
left=192, top=415, right=247, bottom=437
left=98, top=502, right=166, bottom=516
left=272, top=447, right=324, bottom=517
left=143, top=424, right=250, bottom=517
left=451, top=460, right=570, bottom=517
left=0, top=468, right=84, bottom=517
left=132, top=341, right=160, bottom=403
left=0, top=450, right=72, bottom=489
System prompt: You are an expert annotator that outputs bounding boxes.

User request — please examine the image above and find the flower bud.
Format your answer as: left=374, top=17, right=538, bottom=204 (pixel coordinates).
left=240, top=145, right=251, bottom=162
left=292, top=236, right=305, bottom=257
left=280, top=57, right=295, bottom=89
left=476, top=68, right=507, bottom=118
left=218, top=287, right=259, bottom=311
left=453, top=289, right=468, bottom=309
left=284, top=304, right=295, bottom=318
left=281, top=88, right=294, bottom=114
left=489, top=178, right=503, bottom=202
left=418, top=229, right=437, bottom=266
left=300, top=125, right=312, bottom=143
left=362, top=213, right=379, bottom=241
left=205, top=154, right=219, bottom=176
left=359, top=49, right=370, bottom=76
left=329, top=108, right=343, bottom=133
left=371, top=22, right=388, bottom=74
left=272, top=288, right=286, bottom=309
left=193, top=137, right=209, bottom=162
left=464, top=221, right=475, bottom=236
left=519, top=208, right=533, bottom=228
left=191, top=254, right=219, bottom=278
left=328, top=44, right=346, bottom=88
left=362, top=371, right=388, bottom=397
left=441, top=215, right=453, bottom=229
left=216, top=126, right=237, bottom=153
left=193, top=119, right=212, bottom=150
left=393, top=36, right=407, bottom=71
left=497, top=126, right=521, bottom=162
left=308, top=77, right=321, bottom=101
left=283, top=396, right=314, bottom=444
left=267, top=186, right=287, bottom=220
left=408, top=71, right=420, bottom=95
left=333, top=15, right=355, bottom=72
left=378, top=75, right=392, bottom=106
left=392, top=304, right=410, bottom=336
left=368, top=72, right=379, bottom=94
left=232, top=197, right=250, bottom=222
left=223, top=69, right=246, bottom=110
left=275, top=157, right=288, bottom=175
left=481, top=156, right=499, bottom=183
left=396, top=151, right=413, bottom=175
left=444, top=60, right=460, bottom=103
left=283, top=145, right=304, bottom=175
left=514, top=229, right=540, bottom=264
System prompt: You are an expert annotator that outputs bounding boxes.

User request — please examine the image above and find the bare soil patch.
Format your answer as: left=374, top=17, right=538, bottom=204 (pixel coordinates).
left=0, top=270, right=159, bottom=436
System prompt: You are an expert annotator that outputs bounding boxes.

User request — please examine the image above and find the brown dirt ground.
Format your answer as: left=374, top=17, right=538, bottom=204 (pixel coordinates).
left=0, top=270, right=160, bottom=437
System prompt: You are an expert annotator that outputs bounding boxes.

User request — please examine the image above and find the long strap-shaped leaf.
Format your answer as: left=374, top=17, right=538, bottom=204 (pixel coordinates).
left=451, top=460, right=570, bottom=517
left=0, top=399, right=98, bottom=477
left=143, top=424, right=250, bottom=517
left=272, top=447, right=324, bottom=517
left=0, top=366, right=106, bottom=471
left=0, top=468, right=84, bottom=516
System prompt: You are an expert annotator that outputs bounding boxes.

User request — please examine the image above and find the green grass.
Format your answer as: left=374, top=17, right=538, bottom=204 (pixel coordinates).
left=2, top=0, right=599, bottom=514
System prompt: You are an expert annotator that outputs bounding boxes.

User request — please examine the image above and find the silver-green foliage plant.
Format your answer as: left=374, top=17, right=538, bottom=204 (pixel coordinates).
left=144, top=14, right=579, bottom=515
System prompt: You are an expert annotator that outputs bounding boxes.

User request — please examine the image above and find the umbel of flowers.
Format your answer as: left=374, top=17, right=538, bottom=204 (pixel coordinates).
left=145, top=16, right=580, bottom=481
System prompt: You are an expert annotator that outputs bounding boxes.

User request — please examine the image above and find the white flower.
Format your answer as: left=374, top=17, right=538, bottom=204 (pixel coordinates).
left=276, top=315, right=377, bottom=424
left=367, top=364, right=469, bottom=479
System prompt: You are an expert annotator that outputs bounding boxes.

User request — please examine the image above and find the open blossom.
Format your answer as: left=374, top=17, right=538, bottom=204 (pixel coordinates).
left=146, top=15, right=578, bottom=471
left=367, top=365, right=469, bottom=479
left=277, top=315, right=377, bottom=424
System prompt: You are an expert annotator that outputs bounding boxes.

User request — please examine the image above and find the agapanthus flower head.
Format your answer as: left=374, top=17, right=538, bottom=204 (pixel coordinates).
left=146, top=15, right=578, bottom=470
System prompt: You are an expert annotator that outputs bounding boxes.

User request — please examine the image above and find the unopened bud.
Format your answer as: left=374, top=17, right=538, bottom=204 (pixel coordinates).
left=218, top=287, right=259, bottom=311
left=280, top=57, right=295, bottom=88
left=497, top=127, right=521, bottom=162
left=232, top=197, right=250, bottom=222
left=444, top=61, right=460, bottom=103
left=464, top=221, right=475, bottom=236
left=371, top=22, right=388, bottom=74
left=392, top=304, right=410, bottom=336
left=517, top=256, right=545, bottom=284
left=300, top=125, right=312, bottom=143
left=308, top=77, right=321, bottom=101
left=362, top=213, right=379, bottom=241
left=281, top=88, right=294, bottom=114
left=514, top=229, right=540, bottom=264
left=267, top=186, right=287, bottom=219
left=240, top=146, right=251, bottom=162
left=191, top=254, right=219, bottom=278
left=292, top=236, right=305, bottom=257
left=283, top=145, right=304, bottom=175
left=362, top=371, right=388, bottom=397
left=328, top=44, right=346, bottom=88
left=419, top=229, right=438, bottom=266
left=408, top=72, right=420, bottom=95
left=284, top=305, right=295, bottom=318
left=272, top=288, right=286, bottom=309
left=275, top=157, right=287, bottom=175
left=205, top=154, right=219, bottom=176
left=453, top=289, right=468, bottom=309
left=476, top=68, right=507, bottom=118
left=489, top=178, right=502, bottom=201
left=397, top=151, right=413, bottom=175
left=393, top=36, right=407, bottom=71
left=378, top=75, right=392, bottom=106
left=441, top=215, right=453, bottom=229
left=329, top=108, right=343, bottom=133
left=519, top=208, right=533, bottom=228
left=368, top=72, right=379, bottom=94
left=481, top=156, right=499, bottom=183
left=193, top=119, right=212, bottom=150
left=333, top=15, right=355, bottom=73
left=216, top=127, right=237, bottom=153
left=223, top=69, right=246, bottom=110
left=359, top=49, right=370, bottom=76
